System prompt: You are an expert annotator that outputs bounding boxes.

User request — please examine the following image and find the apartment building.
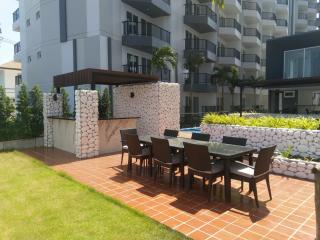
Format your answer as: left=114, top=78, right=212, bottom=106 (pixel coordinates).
left=0, top=61, right=21, bottom=100
left=12, top=0, right=319, bottom=114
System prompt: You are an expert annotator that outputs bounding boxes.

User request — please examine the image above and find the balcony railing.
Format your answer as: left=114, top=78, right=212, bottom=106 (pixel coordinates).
left=243, top=28, right=261, bottom=40
left=308, top=20, right=316, bottom=26
left=219, top=18, right=241, bottom=32
left=185, top=4, right=217, bottom=23
left=14, top=42, right=21, bottom=54
left=308, top=2, right=317, bottom=9
left=123, top=64, right=171, bottom=82
left=217, top=47, right=241, bottom=60
left=184, top=73, right=216, bottom=92
left=123, top=21, right=171, bottom=44
left=262, top=35, right=274, bottom=43
left=13, top=8, right=19, bottom=22
left=242, top=1, right=261, bottom=15
left=276, top=19, right=288, bottom=26
left=262, top=12, right=276, bottom=21
left=277, top=0, right=288, bottom=5
left=298, top=12, right=308, bottom=20
left=242, top=54, right=260, bottom=64
left=185, top=38, right=216, bottom=54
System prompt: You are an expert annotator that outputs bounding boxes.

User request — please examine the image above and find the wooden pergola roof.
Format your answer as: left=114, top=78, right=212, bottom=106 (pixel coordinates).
left=53, top=68, right=159, bottom=88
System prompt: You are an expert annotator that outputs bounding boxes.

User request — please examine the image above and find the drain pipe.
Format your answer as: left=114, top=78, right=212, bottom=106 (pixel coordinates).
left=313, top=166, right=320, bottom=240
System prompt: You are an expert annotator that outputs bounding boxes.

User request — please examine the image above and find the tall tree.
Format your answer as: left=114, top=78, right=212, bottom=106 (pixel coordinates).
left=29, top=85, right=43, bottom=137
left=99, top=88, right=111, bottom=119
left=0, top=86, right=14, bottom=125
left=151, top=46, right=177, bottom=74
left=61, top=88, right=70, bottom=117
left=227, top=66, right=240, bottom=112
left=16, top=84, right=31, bottom=136
left=213, top=66, right=231, bottom=111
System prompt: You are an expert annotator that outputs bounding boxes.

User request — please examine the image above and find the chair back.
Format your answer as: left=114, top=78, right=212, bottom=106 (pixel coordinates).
left=126, top=134, right=142, bottom=156
left=164, top=129, right=179, bottom=137
left=120, top=129, right=137, bottom=146
left=183, top=142, right=211, bottom=171
left=151, top=137, right=171, bottom=163
left=254, top=145, right=276, bottom=176
left=222, top=136, right=247, bottom=146
left=191, top=133, right=211, bottom=142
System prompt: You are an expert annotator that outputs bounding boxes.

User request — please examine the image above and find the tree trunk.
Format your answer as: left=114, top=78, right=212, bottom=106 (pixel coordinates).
left=254, top=87, right=257, bottom=110
left=313, top=167, right=320, bottom=240
left=221, top=85, right=224, bottom=111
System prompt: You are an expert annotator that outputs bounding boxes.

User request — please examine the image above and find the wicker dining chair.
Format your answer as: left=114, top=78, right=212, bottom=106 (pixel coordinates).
left=120, top=129, right=137, bottom=165
left=191, top=132, right=211, bottom=142
left=222, top=136, right=247, bottom=147
left=164, top=129, right=179, bottom=137
left=126, top=134, right=152, bottom=175
left=184, top=142, right=224, bottom=201
left=151, top=137, right=184, bottom=187
left=229, top=145, right=276, bottom=208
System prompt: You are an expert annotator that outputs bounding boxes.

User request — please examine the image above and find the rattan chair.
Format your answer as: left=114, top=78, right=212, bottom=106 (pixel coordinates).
left=164, top=129, right=179, bottom=137
left=151, top=137, right=184, bottom=187
left=229, top=145, right=276, bottom=208
left=184, top=142, right=224, bottom=201
left=126, top=134, right=152, bottom=175
left=191, top=132, right=211, bottom=142
left=222, top=136, right=247, bottom=146
left=120, top=129, right=137, bottom=165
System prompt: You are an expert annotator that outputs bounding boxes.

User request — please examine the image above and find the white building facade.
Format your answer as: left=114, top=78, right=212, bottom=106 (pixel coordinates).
left=0, top=61, right=21, bottom=100
left=12, top=0, right=319, bottom=115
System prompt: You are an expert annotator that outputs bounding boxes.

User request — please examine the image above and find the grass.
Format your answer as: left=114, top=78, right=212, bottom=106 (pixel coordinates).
left=202, top=113, right=320, bottom=130
left=0, top=151, right=188, bottom=240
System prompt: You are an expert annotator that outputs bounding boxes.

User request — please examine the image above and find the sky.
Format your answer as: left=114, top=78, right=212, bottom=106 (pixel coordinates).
left=0, top=0, right=20, bottom=65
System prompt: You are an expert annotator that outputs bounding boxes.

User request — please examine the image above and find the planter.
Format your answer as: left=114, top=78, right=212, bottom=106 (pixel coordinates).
left=272, top=155, right=319, bottom=181
left=0, top=137, right=44, bottom=151
left=201, top=123, right=320, bottom=158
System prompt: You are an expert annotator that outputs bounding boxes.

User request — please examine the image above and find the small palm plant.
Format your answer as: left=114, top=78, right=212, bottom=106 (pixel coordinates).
left=151, top=46, right=177, bottom=75
left=212, top=66, right=231, bottom=111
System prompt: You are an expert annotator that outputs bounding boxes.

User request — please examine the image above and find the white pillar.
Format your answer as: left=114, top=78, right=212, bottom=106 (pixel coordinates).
left=75, top=90, right=99, bottom=159
left=43, top=93, right=63, bottom=147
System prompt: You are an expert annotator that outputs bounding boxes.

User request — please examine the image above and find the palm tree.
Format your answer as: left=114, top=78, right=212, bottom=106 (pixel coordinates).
left=212, top=66, right=231, bottom=111
left=184, top=53, right=205, bottom=113
left=151, top=46, right=177, bottom=75
left=226, top=66, right=240, bottom=112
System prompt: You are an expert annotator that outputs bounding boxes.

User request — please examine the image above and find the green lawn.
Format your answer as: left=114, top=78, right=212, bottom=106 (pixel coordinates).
left=0, top=151, right=188, bottom=240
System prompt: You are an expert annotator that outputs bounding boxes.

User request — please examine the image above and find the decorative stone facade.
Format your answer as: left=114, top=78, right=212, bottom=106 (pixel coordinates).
left=75, top=90, right=99, bottom=159
left=272, top=156, right=319, bottom=181
left=113, top=82, right=180, bottom=136
left=201, top=124, right=320, bottom=158
left=43, top=93, right=63, bottom=147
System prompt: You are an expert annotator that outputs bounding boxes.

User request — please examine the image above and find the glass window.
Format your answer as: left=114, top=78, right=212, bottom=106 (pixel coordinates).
left=304, top=46, right=320, bottom=78
left=283, top=49, right=304, bottom=79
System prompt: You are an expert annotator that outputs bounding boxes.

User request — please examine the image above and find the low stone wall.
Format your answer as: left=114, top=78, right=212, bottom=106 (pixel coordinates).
left=272, top=156, right=319, bottom=181
left=0, top=137, right=43, bottom=151
left=201, top=124, right=320, bottom=158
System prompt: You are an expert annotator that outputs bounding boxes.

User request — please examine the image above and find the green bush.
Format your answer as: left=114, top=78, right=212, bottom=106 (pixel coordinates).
left=202, top=113, right=320, bottom=130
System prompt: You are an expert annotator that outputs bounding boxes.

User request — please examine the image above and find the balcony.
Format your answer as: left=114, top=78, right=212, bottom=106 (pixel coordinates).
left=297, top=0, right=308, bottom=9
left=261, top=12, right=276, bottom=29
left=296, top=12, right=308, bottom=27
left=14, top=42, right=21, bottom=62
left=184, top=39, right=217, bottom=62
left=242, top=28, right=261, bottom=47
left=184, top=4, right=217, bottom=33
left=308, top=2, right=317, bottom=14
left=123, top=64, right=171, bottom=82
left=224, top=0, right=242, bottom=14
left=242, top=54, right=261, bottom=70
left=219, top=18, right=241, bottom=40
left=121, top=0, right=171, bottom=18
left=183, top=73, right=217, bottom=93
left=275, top=19, right=288, bottom=35
left=242, top=1, right=261, bottom=23
left=307, top=20, right=318, bottom=31
left=122, top=21, right=170, bottom=54
left=12, top=8, right=20, bottom=32
left=217, top=47, right=241, bottom=67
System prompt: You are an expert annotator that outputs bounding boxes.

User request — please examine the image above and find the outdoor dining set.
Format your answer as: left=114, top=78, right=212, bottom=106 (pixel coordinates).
left=120, top=129, right=276, bottom=208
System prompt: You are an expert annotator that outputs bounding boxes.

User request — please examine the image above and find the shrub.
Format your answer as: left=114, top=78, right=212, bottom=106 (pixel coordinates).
left=98, top=88, right=111, bottom=119
left=202, top=113, right=320, bottom=130
left=61, top=88, right=71, bottom=117
left=29, top=86, right=43, bottom=137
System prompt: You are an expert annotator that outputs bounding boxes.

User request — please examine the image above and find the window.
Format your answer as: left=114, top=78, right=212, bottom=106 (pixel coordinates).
left=36, top=11, right=40, bottom=20
left=26, top=18, right=30, bottom=27
left=15, top=75, right=22, bottom=85
left=37, top=51, right=42, bottom=59
left=27, top=56, right=32, bottom=63
left=284, top=91, right=295, bottom=98
left=127, top=53, right=139, bottom=73
left=304, top=47, right=320, bottom=77
left=312, top=92, right=320, bottom=106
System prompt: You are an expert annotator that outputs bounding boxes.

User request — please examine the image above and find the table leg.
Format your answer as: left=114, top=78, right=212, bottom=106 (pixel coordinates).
left=180, top=150, right=185, bottom=189
left=249, top=153, right=254, bottom=166
left=223, top=159, right=231, bottom=203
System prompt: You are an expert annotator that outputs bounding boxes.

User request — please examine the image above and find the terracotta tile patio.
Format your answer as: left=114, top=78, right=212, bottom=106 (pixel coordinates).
left=24, top=148, right=316, bottom=240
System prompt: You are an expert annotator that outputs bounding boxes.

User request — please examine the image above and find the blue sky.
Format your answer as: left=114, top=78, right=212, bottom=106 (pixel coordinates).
left=0, top=0, right=20, bottom=65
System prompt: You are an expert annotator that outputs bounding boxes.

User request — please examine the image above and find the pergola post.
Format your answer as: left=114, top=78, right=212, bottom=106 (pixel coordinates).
left=313, top=167, right=320, bottom=240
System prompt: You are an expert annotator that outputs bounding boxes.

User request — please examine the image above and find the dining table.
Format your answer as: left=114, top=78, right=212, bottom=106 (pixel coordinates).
left=139, top=135, right=257, bottom=203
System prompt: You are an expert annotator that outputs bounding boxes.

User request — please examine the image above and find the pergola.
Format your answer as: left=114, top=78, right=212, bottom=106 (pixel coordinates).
left=53, top=68, right=159, bottom=91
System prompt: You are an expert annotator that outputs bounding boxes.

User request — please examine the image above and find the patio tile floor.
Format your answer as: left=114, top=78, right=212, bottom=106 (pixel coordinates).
left=24, top=148, right=316, bottom=240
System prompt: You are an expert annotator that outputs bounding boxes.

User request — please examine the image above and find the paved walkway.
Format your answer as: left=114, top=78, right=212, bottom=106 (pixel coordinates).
left=24, top=148, right=316, bottom=240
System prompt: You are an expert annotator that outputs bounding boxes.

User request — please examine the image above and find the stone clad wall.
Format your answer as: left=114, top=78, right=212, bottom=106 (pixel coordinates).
left=43, top=93, right=63, bottom=147
left=201, top=124, right=320, bottom=158
left=75, top=90, right=99, bottom=159
left=113, top=82, right=180, bottom=136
